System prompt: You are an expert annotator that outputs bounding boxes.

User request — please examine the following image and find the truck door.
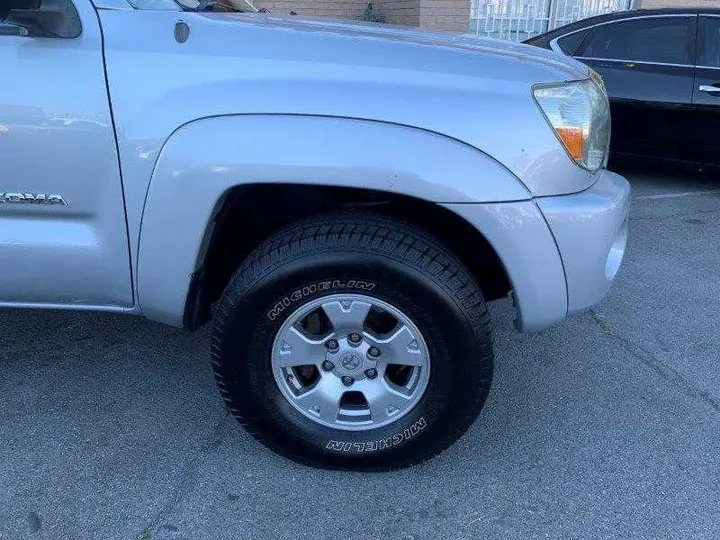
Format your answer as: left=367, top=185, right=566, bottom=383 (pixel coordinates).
left=0, top=0, right=132, bottom=308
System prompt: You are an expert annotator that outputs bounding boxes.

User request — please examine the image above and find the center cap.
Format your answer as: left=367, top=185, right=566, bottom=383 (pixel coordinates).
left=339, top=352, right=363, bottom=371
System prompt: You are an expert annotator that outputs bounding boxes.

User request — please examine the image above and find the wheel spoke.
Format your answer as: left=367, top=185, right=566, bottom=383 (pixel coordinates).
left=364, top=325, right=424, bottom=367
left=278, top=327, right=327, bottom=368
left=356, top=379, right=411, bottom=423
left=295, top=374, right=343, bottom=423
left=321, top=299, right=372, bottom=335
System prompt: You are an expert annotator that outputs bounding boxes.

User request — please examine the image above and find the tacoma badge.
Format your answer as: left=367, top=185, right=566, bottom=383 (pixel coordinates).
left=0, top=193, right=68, bottom=206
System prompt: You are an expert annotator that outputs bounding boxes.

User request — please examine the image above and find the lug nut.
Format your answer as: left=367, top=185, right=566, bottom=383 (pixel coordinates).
left=322, top=360, right=335, bottom=372
left=341, top=376, right=355, bottom=387
left=367, top=346, right=381, bottom=358
left=348, top=333, right=362, bottom=344
left=325, top=339, right=339, bottom=351
left=364, top=368, right=377, bottom=379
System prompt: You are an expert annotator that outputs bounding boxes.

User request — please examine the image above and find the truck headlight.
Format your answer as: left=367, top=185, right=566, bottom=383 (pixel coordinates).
left=532, top=78, right=610, bottom=172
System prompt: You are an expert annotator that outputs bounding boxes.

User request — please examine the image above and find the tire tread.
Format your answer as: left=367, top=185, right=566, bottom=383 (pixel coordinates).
left=211, top=211, right=493, bottom=470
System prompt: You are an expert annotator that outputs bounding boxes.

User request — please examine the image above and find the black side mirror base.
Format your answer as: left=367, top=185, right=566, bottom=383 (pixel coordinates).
left=6, top=1, right=81, bottom=39
left=0, top=22, right=29, bottom=36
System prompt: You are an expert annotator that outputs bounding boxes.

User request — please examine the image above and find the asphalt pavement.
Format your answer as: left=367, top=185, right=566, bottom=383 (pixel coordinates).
left=1, top=168, right=719, bottom=540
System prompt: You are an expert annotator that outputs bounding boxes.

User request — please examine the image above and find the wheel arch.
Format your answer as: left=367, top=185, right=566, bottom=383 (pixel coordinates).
left=183, top=184, right=513, bottom=329
left=137, top=114, right=528, bottom=326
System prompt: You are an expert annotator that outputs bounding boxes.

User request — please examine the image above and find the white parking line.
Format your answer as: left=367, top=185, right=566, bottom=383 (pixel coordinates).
left=635, top=189, right=720, bottom=200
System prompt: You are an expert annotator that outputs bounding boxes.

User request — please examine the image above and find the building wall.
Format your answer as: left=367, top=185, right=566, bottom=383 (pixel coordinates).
left=375, top=0, right=420, bottom=26
left=418, top=0, right=470, bottom=31
left=253, top=0, right=470, bottom=33
left=253, top=0, right=369, bottom=20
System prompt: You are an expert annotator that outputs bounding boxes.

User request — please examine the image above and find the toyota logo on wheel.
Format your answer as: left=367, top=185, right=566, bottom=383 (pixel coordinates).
left=340, top=353, right=362, bottom=371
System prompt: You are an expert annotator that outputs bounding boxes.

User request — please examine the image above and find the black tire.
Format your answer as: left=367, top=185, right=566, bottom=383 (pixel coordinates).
left=211, top=212, right=494, bottom=470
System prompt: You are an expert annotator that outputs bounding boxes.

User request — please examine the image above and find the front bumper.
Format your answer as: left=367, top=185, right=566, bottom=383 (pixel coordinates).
left=443, top=169, right=630, bottom=332
left=537, top=170, right=630, bottom=314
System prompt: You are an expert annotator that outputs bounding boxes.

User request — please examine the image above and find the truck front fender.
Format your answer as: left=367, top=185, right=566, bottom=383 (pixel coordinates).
left=137, top=115, right=531, bottom=325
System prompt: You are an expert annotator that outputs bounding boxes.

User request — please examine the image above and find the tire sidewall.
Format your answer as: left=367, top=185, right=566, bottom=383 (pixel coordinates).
left=215, top=251, right=491, bottom=468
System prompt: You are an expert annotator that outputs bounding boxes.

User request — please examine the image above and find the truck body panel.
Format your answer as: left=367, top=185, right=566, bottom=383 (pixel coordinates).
left=97, top=8, right=594, bottom=274
left=0, top=0, right=132, bottom=308
left=0, top=0, right=629, bottom=335
left=137, top=114, right=531, bottom=325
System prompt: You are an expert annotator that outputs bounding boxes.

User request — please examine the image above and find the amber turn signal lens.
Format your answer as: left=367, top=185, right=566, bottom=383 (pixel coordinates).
left=533, top=80, right=610, bottom=171
left=555, top=127, right=585, bottom=161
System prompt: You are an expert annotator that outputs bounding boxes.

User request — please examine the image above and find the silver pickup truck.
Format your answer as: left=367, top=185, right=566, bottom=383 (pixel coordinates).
left=1, top=0, right=630, bottom=470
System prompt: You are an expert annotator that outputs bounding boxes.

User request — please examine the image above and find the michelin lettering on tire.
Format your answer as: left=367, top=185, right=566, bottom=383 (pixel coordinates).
left=266, top=279, right=376, bottom=320
left=212, top=212, right=494, bottom=469
left=325, top=417, right=428, bottom=453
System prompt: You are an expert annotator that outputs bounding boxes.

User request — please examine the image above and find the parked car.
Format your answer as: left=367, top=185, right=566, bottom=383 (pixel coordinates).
left=526, top=9, right=720, bottom=168
left=0, top=0, right=630, bottom=470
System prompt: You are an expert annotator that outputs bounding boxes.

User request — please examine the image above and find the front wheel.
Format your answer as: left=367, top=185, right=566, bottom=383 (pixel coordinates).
left=211, top=212, right=494, bottom=470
